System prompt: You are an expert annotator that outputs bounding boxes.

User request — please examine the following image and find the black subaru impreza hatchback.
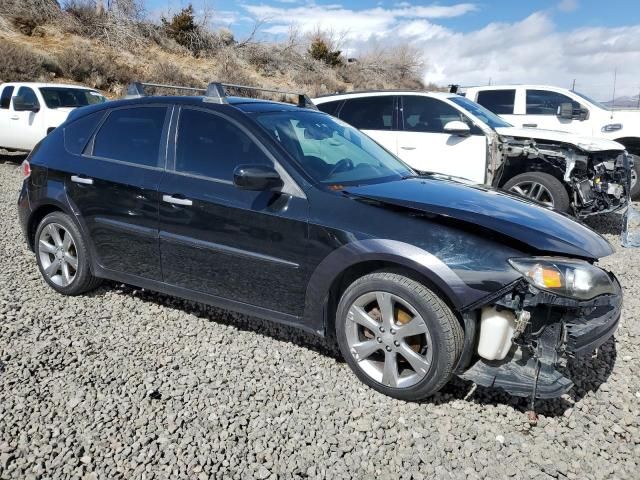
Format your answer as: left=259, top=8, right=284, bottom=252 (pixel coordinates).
left=18, top=82, right=622, bottom=404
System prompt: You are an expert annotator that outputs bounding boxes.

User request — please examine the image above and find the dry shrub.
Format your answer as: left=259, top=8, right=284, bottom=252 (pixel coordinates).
left=0, top=42, right=61, bottom=82
left=56, top=43, right=134, bottom=92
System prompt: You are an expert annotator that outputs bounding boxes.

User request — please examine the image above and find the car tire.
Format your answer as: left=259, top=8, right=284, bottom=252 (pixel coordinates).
left=503, top=172, right=571, bottom=212
left=34, top=212, right=102, bottom=295
left=335, top=272, right=463, bottom=401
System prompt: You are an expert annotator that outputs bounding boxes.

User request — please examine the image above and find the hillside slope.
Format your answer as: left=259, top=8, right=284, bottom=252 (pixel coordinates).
left=0, top=3, right=428, bottom=99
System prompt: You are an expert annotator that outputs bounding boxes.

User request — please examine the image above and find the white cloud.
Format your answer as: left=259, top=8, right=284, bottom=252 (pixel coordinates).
left=242, top=2, right=640, bottom=100
left=558, top=0, right=579, bottom=12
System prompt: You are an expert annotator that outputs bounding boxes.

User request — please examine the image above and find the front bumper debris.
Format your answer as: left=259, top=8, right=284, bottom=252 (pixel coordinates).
left=459, top=275, right=622, bottom=399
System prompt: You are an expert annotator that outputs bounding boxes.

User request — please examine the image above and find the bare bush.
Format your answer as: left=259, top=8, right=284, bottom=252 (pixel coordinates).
left=147, top=62, right=201, bottom=94
left=161, top=5, right=222, bottom=56
left=0, top=42, right=62, bottom=82
left=56, top=42, right=134, bottom=92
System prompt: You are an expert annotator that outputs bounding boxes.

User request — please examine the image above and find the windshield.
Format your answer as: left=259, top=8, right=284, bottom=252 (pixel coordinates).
left=572, top=90, right=610, bottom=111
left=255, top=111, right=413, bottom=186
left=39, top=87, right=106, bottom=109
left=449, top=96, right=512, bottom=129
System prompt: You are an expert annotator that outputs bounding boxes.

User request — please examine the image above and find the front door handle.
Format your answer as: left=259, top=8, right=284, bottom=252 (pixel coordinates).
left=71, top=175, right=93, bottom=185
left=163, top=194, right=193, bottom=206
left=523, top=123, right=537, bottom=128
left=10, top=115, right=19, bottom=120
left=400, top=146, right=416, bottom=150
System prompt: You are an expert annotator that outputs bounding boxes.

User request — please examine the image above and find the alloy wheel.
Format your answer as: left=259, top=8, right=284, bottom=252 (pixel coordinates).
left=345, top=291, right=433, bottom=389
left=38, top=223, right=78, bottom=287
left=509, top=181, right=555, bottom=207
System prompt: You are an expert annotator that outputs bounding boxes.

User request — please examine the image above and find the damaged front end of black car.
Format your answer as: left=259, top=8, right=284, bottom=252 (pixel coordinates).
left=457, top=257, right=622, bottom=403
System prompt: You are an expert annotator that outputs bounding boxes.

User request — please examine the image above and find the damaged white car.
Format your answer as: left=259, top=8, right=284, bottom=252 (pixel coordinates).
left=314, top=91, right=632, bottom=218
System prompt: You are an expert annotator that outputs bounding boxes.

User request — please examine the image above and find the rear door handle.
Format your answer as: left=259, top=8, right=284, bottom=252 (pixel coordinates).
left=523, top=123, right=537, bottom=128
left=163, top=194, right=193, bottom=206
left=400, top=146, right=416, bottom=150
left=71, top=175, right=93, bottom=185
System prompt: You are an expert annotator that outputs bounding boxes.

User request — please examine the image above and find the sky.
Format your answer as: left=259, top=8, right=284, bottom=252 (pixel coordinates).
left=146, top=0, right=640, bottom=100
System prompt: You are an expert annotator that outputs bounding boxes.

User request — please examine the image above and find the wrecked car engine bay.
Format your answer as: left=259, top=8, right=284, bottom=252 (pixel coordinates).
left=491, top=135, right=632, bottom=218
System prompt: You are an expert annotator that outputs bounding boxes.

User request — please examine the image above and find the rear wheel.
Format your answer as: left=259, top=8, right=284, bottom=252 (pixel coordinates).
left=35, top=212, right=102, bottom=295
left=503, top=172, right=570, bottom=212
left=336, top=272, right=463, bottom=401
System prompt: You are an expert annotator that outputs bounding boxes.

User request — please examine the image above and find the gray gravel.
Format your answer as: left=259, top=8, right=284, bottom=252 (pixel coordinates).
left=0, top=159, right=639, bottom=480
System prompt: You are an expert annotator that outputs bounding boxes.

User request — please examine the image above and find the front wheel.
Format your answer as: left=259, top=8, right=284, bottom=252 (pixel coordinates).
left=629, top=155, right=639, bottom=199
left=336, top=272, right=463, bottom=401
left=503, top=172, right=571, bottom=212
left=35, top=212, right=102, bottom=295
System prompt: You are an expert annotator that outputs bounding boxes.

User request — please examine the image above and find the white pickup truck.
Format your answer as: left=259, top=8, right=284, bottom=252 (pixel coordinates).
left=462, top=84, right=640, bottom=197
left=0, top=82, right=106, bottom=152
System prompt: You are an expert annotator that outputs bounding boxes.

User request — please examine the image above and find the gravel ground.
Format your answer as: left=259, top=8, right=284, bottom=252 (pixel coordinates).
left=0, top=158, right=639, bottom=480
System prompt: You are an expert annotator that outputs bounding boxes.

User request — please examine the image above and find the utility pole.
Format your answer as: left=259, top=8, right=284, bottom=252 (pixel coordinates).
left=611, top=68, right=617, bottom=110
left=571, top=79, right=576, bottom=91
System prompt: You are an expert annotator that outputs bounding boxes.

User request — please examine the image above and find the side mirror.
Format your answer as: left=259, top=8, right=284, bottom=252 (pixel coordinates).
left=233, top=164, right=283, bottom=191
left=443, top=120, right=471, bottom=136
left=557, top=102, right=574, bottom=119
left=13, top=96, right=40, bottom=113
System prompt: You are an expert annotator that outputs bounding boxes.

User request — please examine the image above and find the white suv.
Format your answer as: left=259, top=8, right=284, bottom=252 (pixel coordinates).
left=0, top=82, right=106, bottom=152
left=313, top=91, right=631, bottom=217
left=463, top=84, right=640, bottom=197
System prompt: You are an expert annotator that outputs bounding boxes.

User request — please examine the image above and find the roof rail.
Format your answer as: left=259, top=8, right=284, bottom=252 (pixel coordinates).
left=124, top=81, right=317, bottom=109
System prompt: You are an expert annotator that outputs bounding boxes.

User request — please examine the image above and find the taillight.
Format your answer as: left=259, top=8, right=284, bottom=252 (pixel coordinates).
left=21, top=160, right=31, bottom=179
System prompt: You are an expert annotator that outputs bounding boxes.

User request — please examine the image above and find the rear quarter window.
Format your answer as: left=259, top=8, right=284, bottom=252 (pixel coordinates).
left=63, top=111, right=105, bottom=155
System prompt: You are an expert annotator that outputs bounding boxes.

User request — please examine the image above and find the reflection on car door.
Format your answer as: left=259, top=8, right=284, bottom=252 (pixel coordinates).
left=158, top=106, right=311, bottom=318
left=338, top=96, right=399, bottom=155
left=397, top=95, right=488, bottom=183
left=65, top=105, right=169, bottom=279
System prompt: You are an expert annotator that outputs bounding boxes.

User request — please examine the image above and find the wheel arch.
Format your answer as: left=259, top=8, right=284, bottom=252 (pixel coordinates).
left=26, top=203, right=67, bottom=251
left=613, top=136, right=640, bottom=153
left=302, top=239, right=475, bottom=337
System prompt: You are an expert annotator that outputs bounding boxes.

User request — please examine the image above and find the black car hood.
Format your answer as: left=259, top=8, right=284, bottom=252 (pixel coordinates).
left=344, top=177, right=613, bottom=260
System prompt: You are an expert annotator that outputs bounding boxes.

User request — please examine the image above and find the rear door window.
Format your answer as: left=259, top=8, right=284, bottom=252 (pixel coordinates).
left=175, top=108, right=272, bottom=181
left=339, top=96, right=394, bottom=130
left=64, top=111, right=105, bottom=155
left=93, top=107, right=167, bottom=167
left=0, top=86, right=14, bottom=109
left=526, top=90, right=581, bottom=115
left=316, top=100, right=343, bottom=116
left=476, top=90, right=516, bottom=114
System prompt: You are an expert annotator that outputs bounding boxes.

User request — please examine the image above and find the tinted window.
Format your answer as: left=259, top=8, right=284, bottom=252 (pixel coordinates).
left=526, top=89, right=580, bottom=115
left=316, top=100, right=342, bottom=116
left=93, top=107, right=166, bottom=167
left=64, top=111, right=105, bottom=155
left=339, top=96, right=394, bottom=130
left=40, top=87, right=106, bottom=108
left=17, top=87, right=39, bottom=107
left=0, top=86, right=14, bottom=109
left=476, top=90, right=515, bottom=114
left=176, top=108, right=271, bottom=181
left=402, top=96, right=468, bottom=133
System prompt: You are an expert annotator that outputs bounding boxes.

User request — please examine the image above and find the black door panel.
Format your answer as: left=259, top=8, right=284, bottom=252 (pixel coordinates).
left=159, top=173, right=310, bottom=316
left=66, top=160, right=163, bottom=278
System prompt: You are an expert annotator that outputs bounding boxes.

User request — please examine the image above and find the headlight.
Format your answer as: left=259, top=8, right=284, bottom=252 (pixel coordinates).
left=508, top=257, right=616, bottom=300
